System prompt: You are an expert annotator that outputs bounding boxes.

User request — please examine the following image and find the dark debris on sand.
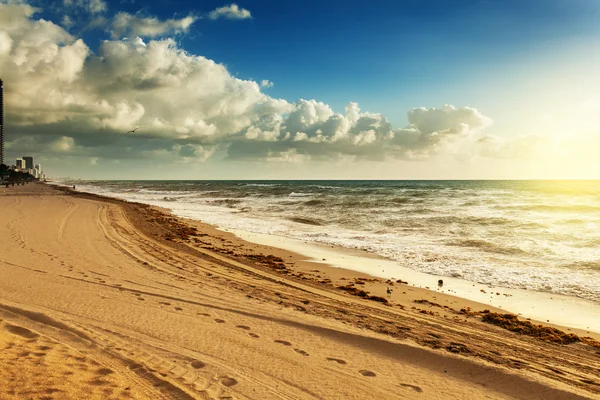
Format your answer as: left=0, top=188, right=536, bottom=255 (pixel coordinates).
left=337, top=284, right=389, bottom=304
left=480, top=311, right=600, bottom=347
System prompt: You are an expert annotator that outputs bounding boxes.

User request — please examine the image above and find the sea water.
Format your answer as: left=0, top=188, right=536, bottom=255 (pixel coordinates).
left=64, top=180, right=600, bottom=305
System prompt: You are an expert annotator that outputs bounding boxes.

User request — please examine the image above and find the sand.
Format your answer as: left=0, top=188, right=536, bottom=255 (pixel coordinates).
left=231, top=229, right=600, bottom=335
left=0, top=182, right=598, bottom=400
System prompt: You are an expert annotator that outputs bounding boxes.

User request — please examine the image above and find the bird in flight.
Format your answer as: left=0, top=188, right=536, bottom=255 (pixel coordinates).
left=125, top=127, right=140, bottom=135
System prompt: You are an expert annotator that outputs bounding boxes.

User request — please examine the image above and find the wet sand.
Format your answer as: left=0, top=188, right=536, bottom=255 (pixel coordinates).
left=0, top=183, right=598, bottom=399
left=231, top=229, right=600, bottom=335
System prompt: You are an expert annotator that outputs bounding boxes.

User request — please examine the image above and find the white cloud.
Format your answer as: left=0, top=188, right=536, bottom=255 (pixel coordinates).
left=0, top=2, right=39, bottom=31
left=408, top=104, right=492, bottom=137
left=62, top=15, right=74, bottom=28
left=51, top=136, right=76, bottom=152
left=0, top=1, right=499, bottom=168
left=209, top=4, right=251, bottom=20
left=388, top=105, right=492, bottom=153
left=227, top=101, right=491, bottom=161
left=0, top=31, right=12, bottom=57
left=0, top=2, right=289, bottom=163
left=63, top=0, right=107, bottom=14
left=260, top=79, right=273, bottom=88
left=110, top=12, right=198, bottom=39
left=176, top=144, right=216, bottom=163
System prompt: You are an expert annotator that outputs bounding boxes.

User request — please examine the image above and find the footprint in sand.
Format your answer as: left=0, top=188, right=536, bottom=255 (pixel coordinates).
left=190, top=360, right=206, bottom=369
left=248, top=333, right=260, bottom=338
left=88, top=378, right=111, bottom=386
left=197, top=312, right=210, bottom=317
left=174, top=307, right=183, bottom=311
left=359, top=370, right=377, bottom=377
left=294, top=349, right=309, bottom=356
left=236, top=325, right=251, bottom=330
left=97, top=368, right=114, bottom=376
left=215, top=319, right=226, bottom=324
left=4, top=324, right=39, bottom=339
left=326, top=358, right=347, bottom=365
left=274, top=340, right=292, bottom=346
left=400, top=383, right=423, bottom=393
left=159, top=302, right=170, bottom=306
left=220, top=377, right=238, bottom=387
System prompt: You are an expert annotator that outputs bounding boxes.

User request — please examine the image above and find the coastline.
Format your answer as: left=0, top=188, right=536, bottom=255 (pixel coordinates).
left=62, top=180, right=600, bottom=336
left=229, top=229, right=600, bottom=336
left=0, top=182, right=599, bottom=399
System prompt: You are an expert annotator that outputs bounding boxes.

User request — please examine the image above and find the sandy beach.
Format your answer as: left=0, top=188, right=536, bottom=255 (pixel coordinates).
left=0, top=183, right=599, bottom=400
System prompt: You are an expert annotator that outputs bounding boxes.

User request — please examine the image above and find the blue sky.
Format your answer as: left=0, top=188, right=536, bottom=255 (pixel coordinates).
left=32, top=0, right=600, bottom=126
left=2, top=0, right=600, bottom=178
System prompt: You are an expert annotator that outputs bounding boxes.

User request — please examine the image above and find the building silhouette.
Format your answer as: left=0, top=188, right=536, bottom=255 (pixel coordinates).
left=0, top=79, right=4, bottom=166
left=23, top=156, right=33, bottom=170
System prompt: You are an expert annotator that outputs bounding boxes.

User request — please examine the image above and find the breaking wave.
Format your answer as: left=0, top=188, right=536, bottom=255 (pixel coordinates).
left=446, top=239, right=528, bottom=256
left=288, top=217, right=323, bottom=226
left=61, top=179, right=600, bottom=303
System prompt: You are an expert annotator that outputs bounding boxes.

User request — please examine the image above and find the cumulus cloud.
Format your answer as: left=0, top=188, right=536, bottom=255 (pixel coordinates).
left=110, top=12, right=198, bottom=39
left=0, top=2, right=288, bottom=163
left=0, top=1, right=39, bottom=31
left=208, top=3, right=251, bottom=20
left=227, top=102, right=491, bottom=161
left=0, top=1, right=496, bottom=169
left=388, top=105, right=492, bottom=152
left=176, top=144, right=216, bottom=163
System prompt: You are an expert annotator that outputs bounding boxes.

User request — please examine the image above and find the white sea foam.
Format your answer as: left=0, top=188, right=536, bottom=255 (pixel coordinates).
left=64, top=180, right=600, bottom=304
left=288, top=192, right=314, bottom=197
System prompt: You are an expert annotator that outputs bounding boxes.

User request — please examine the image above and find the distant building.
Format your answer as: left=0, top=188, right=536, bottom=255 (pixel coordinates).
left=0, top=79, right=4, bottom=166
left=23, top=156, right=33, bottom=169
left=16, top=158, right=24, bottom=169
left=34, top=164, right=42, bottom=179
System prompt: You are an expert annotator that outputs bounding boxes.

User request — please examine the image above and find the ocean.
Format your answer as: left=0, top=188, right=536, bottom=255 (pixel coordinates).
left=65, top=180, right=600, bottom=304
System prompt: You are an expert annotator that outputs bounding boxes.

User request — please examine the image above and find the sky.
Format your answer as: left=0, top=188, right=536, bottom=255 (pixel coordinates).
left=0, top=0, right=599, bottom=179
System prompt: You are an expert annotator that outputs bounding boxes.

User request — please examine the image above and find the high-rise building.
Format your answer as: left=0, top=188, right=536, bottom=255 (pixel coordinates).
left=0, top=79, right=4, bottom=166
left=16, top=158, right=24, bottom=169
left=23, top=156, right=33, bottom=169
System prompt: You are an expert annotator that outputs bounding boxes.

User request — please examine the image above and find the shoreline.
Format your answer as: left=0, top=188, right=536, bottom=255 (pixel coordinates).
left=61, top=181, right=600, bottom=336
left=229, top=229, right=600, bottom=335
left=2, top=182, right=599, bottom=399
